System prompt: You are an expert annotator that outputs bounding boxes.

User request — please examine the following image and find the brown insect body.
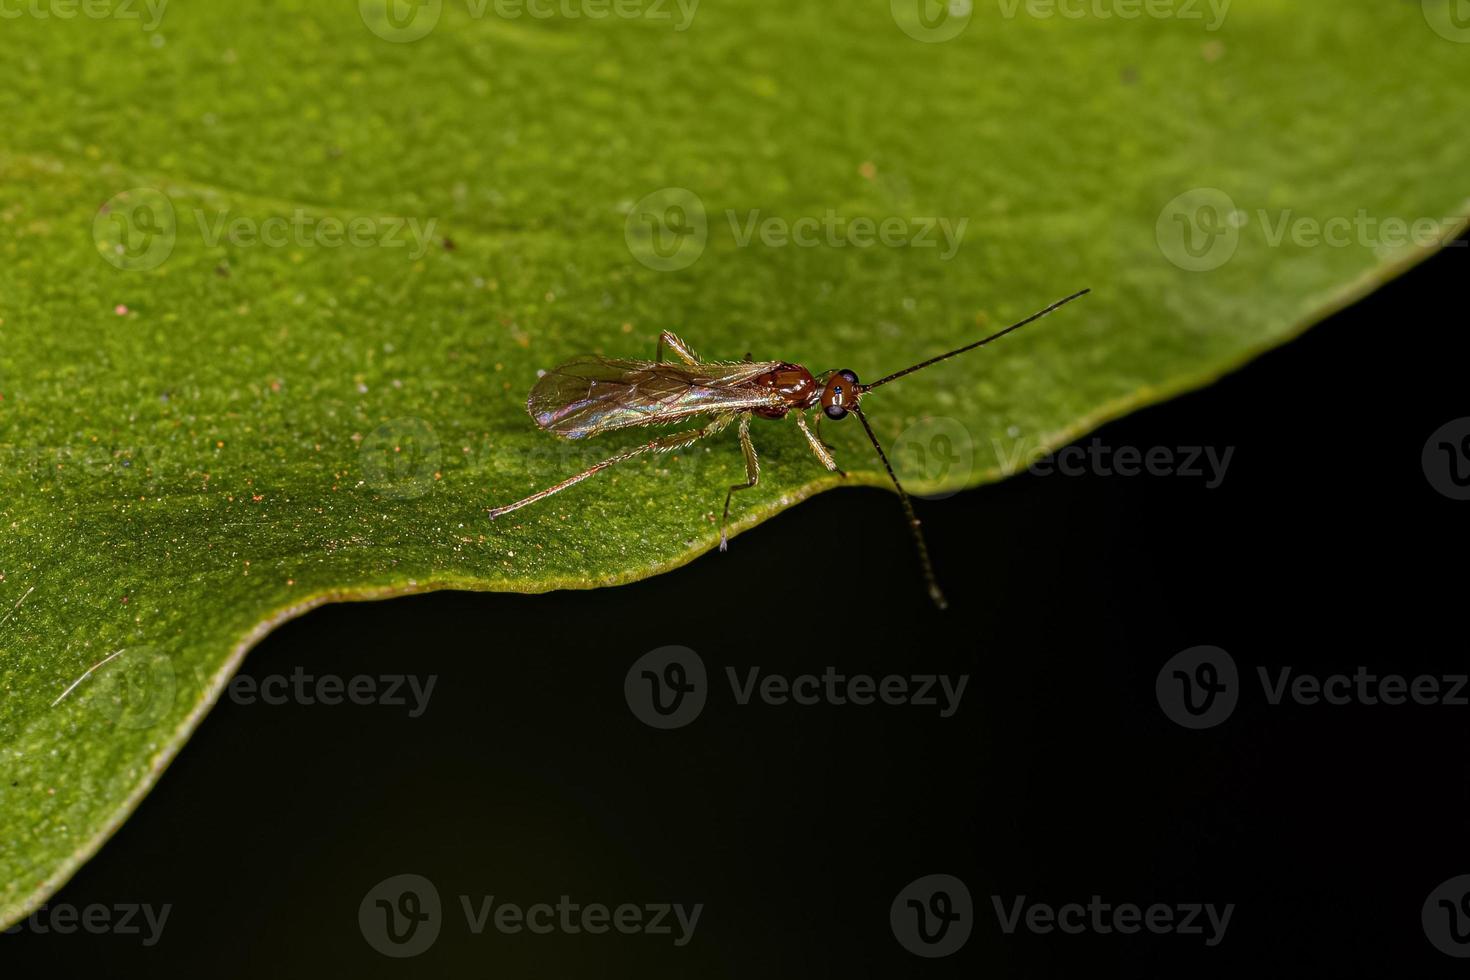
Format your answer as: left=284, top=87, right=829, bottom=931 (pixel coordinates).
left=489, top=290, right=1092, bottom=608
left=750, top=364, right=820, bottom=419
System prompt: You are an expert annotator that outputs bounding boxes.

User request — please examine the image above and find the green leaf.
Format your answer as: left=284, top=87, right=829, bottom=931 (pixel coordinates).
left=2, top=0, right=1468, bottom=928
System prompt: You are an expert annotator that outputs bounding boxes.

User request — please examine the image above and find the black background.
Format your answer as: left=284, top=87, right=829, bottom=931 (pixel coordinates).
left=5, top=239, right=1466, bottom=976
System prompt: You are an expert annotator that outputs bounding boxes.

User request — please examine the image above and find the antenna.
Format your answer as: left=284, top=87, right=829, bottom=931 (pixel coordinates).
left=859, top=289, right=1091, bottom=392
left=852, top=403, right=948, bottom=610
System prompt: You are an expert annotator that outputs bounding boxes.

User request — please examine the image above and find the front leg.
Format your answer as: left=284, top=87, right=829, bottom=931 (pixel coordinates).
left=798, top=412, right=846, bottom=477
left=656, top=330, right=701, bottom=366
left=813, top=410, right=840, bottom=454
left=720, top=413, right=759, bottom=552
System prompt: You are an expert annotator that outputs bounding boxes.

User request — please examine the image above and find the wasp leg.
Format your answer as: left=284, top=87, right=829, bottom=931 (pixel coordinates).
left=797, top=412, right=845, bottom=478
left=656, top=331, right=701, bottom=366
left=490, top=415, right=733, bottom=519
left=720, top=413, right=759, bottom=552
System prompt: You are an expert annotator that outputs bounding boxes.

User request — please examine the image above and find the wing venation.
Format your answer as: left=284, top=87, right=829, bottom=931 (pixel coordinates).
left=528, top=358, right=786, bottom=438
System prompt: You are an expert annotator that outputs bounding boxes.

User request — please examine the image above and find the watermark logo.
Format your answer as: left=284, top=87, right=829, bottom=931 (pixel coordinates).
left=1156, top=645, right=1237, bottom=729
left=1424, top=875, right=1470, bottom=957
left=625, top=646, right=707, bottom=729
left=95, top=645, right=176, bottom=731
left=891, top=874, right=972, bottom=957
left=360, top=874, right=443, bottom=958
left=359, top=0, right=442, bottom=42
left=1423, top=0, right=1470, bottom=43
left=94, top=188, right=177, bottom=272
left=1423, top=418, right=1470, bottom=501
left=891, top=0, right=972, bottom=42
left=625, top=187, right=708, bottom=272
left=53, top=645, right=178, bottom=732
left=1156, top=188, right=1240, bottom=272
left=894, top=417, right=974, bottom=500
left=361, top=418, right=442, bottom=500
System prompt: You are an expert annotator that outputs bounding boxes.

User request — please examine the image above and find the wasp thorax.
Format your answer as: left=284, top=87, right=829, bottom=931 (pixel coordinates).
left=821, top=369, right=860, bottom=420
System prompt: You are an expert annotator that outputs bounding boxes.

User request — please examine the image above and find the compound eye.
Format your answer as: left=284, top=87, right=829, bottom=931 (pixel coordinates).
left=837, top=369, right=859, bottom=385
left=824, top=404, right=848, bottom=421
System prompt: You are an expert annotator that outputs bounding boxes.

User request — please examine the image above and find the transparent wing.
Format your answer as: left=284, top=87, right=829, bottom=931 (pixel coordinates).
left=527, top=357, right=786, bottom=439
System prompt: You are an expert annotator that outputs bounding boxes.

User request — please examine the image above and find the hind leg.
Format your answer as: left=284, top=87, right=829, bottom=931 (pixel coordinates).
left=490, top=415, right=733, bottom=519
left=720, top=413, right=759, bottom=552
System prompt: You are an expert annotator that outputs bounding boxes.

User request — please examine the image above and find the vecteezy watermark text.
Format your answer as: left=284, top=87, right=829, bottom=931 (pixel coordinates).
left=1003, top=438, right=1235, bottom=488
left=225, top=669, right=437, bottom=718
left=94, top=187, right=440, bottom=272
left=0, top=0, right=167, bottom=30
left=891, top=0, right=1227, bottom=42
left=358, top=874, right=701, bottom=958
left=461, top=895, right=701, bottom=945
left=194, top=209, right=439, bottom=260
left=993, top=895, right=1234, bottom=946
left=358, top=0, right=698, bottom=42
left=624, top=188, right=968, bottom=271
left=1258, top=666, right=1467, bottom=708
left=1157, top=187, right=1469, bottom=272
left=726, top=210, right=968, bottom=261
left=886, top=424, right=1235, bottom=498
left=1157, top=646, right=1468, bottom=729
left=727, top=666, right=968, bottom=717
left=4, top=902, right=171, bottom=946
left=996, top=0, right=1229, bottom=30
left=624, top=647, right=969, bottom=728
